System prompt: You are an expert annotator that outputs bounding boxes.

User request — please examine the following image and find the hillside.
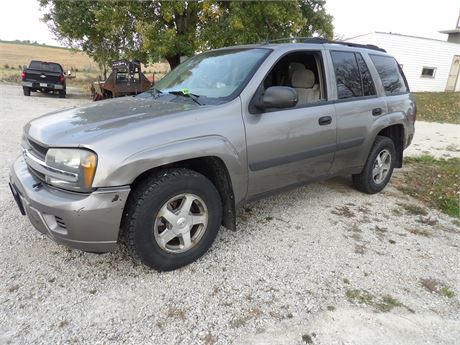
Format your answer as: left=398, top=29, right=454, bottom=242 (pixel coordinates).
left=0, top=41, right=98, bottom=71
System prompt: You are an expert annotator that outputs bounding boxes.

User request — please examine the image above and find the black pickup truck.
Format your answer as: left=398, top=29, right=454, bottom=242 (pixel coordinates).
left=21, top=60, right=66, bottom=98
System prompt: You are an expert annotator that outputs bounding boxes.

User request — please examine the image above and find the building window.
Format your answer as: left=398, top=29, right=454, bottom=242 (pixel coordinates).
left=421, top=67, right=436, bottom=78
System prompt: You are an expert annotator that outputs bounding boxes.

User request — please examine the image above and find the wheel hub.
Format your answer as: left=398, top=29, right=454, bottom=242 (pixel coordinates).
left=153, top=193, right=208, bottom=253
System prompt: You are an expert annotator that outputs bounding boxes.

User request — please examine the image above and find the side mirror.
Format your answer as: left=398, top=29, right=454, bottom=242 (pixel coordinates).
left=255, top=86, right=298, bottom=110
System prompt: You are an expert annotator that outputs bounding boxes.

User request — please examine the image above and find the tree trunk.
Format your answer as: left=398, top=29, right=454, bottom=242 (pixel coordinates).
left=166, top=55, right=181, bottom=70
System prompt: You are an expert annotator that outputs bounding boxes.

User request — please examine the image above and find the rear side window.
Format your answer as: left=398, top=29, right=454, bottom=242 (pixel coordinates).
left=330, top=51, right=376, bottom=99
left=356, top=53, right=376, bottom=96
left=370, top=55, right=408, bottom=95
left=330, top=51, right=362, bottom=99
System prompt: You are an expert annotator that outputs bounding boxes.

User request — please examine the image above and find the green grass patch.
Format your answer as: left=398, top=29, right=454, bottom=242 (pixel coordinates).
left=394, top=155, right=460, bottom=218
left=412, top=92, right=460, bottom=124
left=346, top=289, right=414, bottom=313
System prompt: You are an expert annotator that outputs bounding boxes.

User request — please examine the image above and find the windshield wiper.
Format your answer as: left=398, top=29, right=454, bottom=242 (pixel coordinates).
left=168, top=89, right=202, bottom=105
left=148, top=87, right=163, bottom=98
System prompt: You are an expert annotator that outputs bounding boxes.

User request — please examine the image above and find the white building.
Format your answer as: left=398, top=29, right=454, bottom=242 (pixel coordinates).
left=346, top=32, right=460, bottom=92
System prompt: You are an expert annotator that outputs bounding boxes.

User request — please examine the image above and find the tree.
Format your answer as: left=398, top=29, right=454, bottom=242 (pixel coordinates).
left=39, top=0, right=333, bottom=70
left=39, top=0, right=147, bottom=77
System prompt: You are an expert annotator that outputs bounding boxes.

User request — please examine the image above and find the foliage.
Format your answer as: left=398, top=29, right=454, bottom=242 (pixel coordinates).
left=395, top=155, right=460, bottom=218
left=413, top=92, right=460, bottom=124
left=38, top=0, right=333, bottom=70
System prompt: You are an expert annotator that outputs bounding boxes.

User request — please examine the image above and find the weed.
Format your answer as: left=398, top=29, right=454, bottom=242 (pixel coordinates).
left=326, top=305, right=336, bottom=311
left=401, top=204, right=428, bottom=216
left=167, top=307, right=186, bottom=320
left=346, top=289, right=374, bottom=306
left=332, top=206, right=355, bottom=218
left=392, top=208, right=403, bottom=216
left=375, top=295, right=403, bottom=312
left=346, top=289, right=413, bottom=313
left=388, top=239, right=396, bottom=244
left=440, top=286, right=455, bottom=298
left=343, top=278, right=350, bottom=284
left=302, top=334, right=314, bottom=344
left=57, top=320, right=69, bottom=328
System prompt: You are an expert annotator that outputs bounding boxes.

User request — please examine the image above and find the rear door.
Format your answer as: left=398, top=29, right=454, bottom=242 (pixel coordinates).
left=328, top=49, right=387, bottom=172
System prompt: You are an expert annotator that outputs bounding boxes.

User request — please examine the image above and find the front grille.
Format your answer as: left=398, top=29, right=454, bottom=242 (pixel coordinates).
left=55, top=216, right=67, bottom=229
left=27, top=166, right=46, bottom=182
left=27, top=138, right=48, bottom=160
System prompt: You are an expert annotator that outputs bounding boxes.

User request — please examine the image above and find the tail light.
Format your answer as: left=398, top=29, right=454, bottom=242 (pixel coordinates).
left=59, top=74, right=65, bottom=84
left=21, top=71, right=26, bottom=81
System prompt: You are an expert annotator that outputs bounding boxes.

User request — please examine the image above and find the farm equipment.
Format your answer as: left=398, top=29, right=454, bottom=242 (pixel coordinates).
left=91, top=60, right=152, bottom=101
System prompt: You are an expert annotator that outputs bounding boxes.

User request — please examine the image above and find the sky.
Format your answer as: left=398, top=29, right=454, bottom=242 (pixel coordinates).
left=0, top=0, right=459, bottom=47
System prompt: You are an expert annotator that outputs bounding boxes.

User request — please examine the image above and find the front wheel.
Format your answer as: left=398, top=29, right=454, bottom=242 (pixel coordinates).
left=352, top=136, right=396, bottom=194
left=123, top=169, right=222, bottom=271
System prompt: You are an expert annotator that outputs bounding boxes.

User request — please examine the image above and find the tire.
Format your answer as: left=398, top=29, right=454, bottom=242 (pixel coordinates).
left=123, top=169, right=222, bottom=271
left=58, top=90, right=66, bottom=98
left=352, top=136, right=396, bottom=194
left=23, top=87, right=30, bottom=96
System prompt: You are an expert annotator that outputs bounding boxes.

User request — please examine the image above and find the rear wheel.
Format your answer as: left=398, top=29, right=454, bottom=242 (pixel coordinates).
left=123, top=169, right=222, bottom=271
left=58, top=90, right=66, bottom=98
left=352, top=136, right=396, bottom=194
left=23, top=87, right=30, bottom=96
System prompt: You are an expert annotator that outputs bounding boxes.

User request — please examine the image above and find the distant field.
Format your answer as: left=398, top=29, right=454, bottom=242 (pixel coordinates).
left=0, top=41, right=169, bottom=89
left=0, top=41, right=98, bottom=72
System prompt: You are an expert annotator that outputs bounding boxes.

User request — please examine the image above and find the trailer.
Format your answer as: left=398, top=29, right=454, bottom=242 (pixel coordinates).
left=91, top=60, right=152, bottom=101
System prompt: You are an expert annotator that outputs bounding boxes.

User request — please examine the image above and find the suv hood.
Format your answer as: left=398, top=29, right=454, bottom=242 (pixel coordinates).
left=25, top=96, right=199, bottom=146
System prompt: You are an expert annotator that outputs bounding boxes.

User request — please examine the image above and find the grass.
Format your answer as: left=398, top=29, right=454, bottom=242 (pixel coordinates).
left=394, top=155, right=460, bottom=218
left=346, top=289, right=414, bottom=313
left=420, top=278, right=455, bottom=298
left=412, top=92, right=460, bottom=124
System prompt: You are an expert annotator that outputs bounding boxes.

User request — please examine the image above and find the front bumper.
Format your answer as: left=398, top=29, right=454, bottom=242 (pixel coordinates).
left=9, top=156, right=130, bottom=252
left=22, top=81, right=64, bottom=90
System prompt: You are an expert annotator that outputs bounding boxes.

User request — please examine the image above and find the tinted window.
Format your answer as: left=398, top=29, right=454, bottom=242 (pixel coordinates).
left=356, top=53, right=376, bottom=96
left=29, top=61, right=62, bottom=73
left=370, top=55, right=408, bottom=95
left=331, top=51, right=362, bottom=99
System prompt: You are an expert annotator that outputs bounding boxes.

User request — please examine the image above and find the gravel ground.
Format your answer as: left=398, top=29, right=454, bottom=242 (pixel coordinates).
left=1, top=83, right=459, bottom=345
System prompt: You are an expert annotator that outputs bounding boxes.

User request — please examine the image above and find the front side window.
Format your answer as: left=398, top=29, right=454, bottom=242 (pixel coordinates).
left=152, top=48, right=270, bottom=103
left=370, top=55, right=408, bottom=95
left=261, top=51, right=325, bottom=105
left=330, top=51, right=363, bottom=99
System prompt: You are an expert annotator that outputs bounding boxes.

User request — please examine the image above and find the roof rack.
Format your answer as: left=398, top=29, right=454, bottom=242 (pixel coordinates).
left=263, top=37, right=386, bottom=52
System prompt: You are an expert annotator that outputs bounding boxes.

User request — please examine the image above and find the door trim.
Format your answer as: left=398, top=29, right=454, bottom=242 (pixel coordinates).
left=249, top=137, right=364, bottom=171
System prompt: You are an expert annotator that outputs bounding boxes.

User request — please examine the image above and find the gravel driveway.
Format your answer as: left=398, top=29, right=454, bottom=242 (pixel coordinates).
left=1, top=83, right=459, bottom=345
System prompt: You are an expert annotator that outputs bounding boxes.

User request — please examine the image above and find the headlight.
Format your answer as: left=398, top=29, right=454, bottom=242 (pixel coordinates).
left=45, top=148, right=97, bottom=192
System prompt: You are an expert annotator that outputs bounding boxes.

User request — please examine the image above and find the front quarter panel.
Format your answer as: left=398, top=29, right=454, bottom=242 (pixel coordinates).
left=89, top=98, right=248, bottom=204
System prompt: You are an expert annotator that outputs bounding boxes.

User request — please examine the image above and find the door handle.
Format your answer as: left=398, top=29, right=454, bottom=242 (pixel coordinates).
left=318, top=116, right=332, bottom=126
left=372, top=108, right=383, bottom=116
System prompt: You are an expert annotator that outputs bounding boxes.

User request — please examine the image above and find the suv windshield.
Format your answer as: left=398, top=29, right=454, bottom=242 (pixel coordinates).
left=151, top=48, right=270, bottom=104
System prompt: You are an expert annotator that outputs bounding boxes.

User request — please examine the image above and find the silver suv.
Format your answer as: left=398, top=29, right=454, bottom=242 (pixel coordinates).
left=9, top=39, right=416, bottom=271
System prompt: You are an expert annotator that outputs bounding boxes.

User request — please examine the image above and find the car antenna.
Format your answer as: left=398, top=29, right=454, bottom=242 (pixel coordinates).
left=264, top=17, right=269, bottom=44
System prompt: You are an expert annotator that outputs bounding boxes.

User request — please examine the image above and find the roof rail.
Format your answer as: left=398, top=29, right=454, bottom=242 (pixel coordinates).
left=263, top=36, right=386, bottom=52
